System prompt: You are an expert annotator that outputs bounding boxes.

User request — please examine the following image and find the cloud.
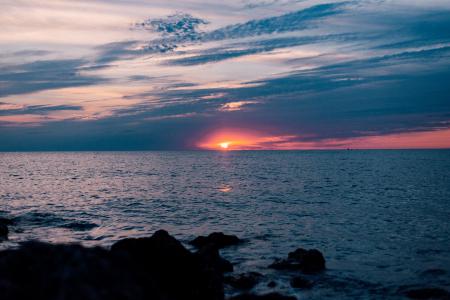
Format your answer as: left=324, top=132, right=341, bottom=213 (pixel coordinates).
left=134, top=13, right=208, bottom=39
left=167, top=33, right=359, bottom=65
left=121, top=2, right=347, bottom=57
left=204, top=2, right=348, bottom=41
left=0, top=59, right=106, bottom=97
left=0, top=103, right=82, bottom=116
left=219, top=101, right=258, bottom=111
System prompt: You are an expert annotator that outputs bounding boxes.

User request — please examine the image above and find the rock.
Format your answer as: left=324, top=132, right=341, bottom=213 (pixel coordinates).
left=0, top=217, right=13, bottom=226
left=404, top=287, right=450, bottom=299
left=0, top=241, right=138, bottom=299
left=225, top=272, right=263, bottom=290
left=0, top=224, right=8, bottom=239
left=111, top=229, right=224, bottom=300
left=190, top=232, right=241, bottom=249
left=269, top=248, right=325, bottom=273
left=0, top=229, right=225, bottom=300
left=196, top=243, right=234, bottom=273
left=229, top=292, right=297, bottom=300
left=267, top=281, right=277, bottom=288
left=290, top=276, right=313, bottom=289
left=0, top=217, right=12, bottom=240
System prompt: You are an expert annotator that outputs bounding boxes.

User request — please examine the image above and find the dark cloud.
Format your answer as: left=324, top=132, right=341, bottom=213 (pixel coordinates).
left=134, top=13, right=208, bottom=39
left=0, top=104, right=82, bottom=116
left=204, top=2, right=348, bottom=41
left=168, top=33, right=360, bottom=65
left=4, top=50, right=52, bottom=57
left=93, top=41, right=141, bottom=64
left=0, top=59, right=106, bottom=97
left=123, top=2, right=347, bottom=56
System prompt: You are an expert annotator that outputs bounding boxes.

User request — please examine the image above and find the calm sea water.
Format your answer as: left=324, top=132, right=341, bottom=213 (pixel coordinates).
left=1, top=150, right=449, bottom=299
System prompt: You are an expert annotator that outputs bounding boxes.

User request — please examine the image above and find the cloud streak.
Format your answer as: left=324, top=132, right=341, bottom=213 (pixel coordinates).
left=0, top=59, right=106, bottom=97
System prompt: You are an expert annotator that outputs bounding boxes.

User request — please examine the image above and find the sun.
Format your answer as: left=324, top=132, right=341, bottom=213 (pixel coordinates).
left=219, top=142, right=231, bottom=149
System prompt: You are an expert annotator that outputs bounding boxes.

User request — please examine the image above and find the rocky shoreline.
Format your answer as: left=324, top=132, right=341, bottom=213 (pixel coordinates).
left=0, top=218, right=449, bottom=299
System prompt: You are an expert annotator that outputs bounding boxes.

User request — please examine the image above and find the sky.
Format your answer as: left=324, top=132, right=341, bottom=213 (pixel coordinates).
left=1, top=0, right=450, bottom=150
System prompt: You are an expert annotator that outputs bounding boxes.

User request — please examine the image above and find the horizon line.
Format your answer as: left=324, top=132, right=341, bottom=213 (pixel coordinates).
left=0, top=148, right=449, bottom=153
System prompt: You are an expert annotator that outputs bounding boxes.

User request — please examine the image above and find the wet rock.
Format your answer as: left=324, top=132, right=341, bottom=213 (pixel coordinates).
left=269, top=248, right=325, bottom=273
left=225, top=272, right=263, bottom=290
left=190, top=232, right=241, bottom=249
left=0, top=229, right=225, bottom=300
left=404, top=287, right=450, bottom=299
left=229, top=292, right=297, bottom=300
left=267, top=281, right=277, bottom=288
left=196, top=243, right=234, bottom=273
left=290, top=276, right=313, bottom=289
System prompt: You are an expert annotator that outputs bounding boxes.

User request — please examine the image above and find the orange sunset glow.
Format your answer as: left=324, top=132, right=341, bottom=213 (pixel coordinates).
left=197, top=128, right=450, bottom=150
left=197, top=129, right=276, bottom=150
left=197, top=128, right=315, bottom=150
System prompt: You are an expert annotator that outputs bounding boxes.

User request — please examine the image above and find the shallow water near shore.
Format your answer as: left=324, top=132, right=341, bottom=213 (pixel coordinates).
left=1, top=150, right=449, bottom=299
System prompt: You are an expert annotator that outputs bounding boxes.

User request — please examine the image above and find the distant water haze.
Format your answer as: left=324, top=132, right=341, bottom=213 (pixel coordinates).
left=1, top=150, right=449, bottom=299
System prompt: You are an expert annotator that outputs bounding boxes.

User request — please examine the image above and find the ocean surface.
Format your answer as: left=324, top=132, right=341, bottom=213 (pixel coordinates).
left=1, top=150, right=449, bottom=299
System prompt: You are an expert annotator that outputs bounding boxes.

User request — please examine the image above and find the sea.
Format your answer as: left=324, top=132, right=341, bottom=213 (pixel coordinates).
left=0, top=150, right=449, bottom=299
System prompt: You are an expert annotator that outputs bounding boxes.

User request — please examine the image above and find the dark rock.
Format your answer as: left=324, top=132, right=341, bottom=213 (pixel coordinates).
left=0, top=241, right=137, bottom=299
left=404, top=287, right=450, bottom=299
left=190, top=232, right=241, bottom=249
left=0, top=224, right=8, bottom=239
left=225, top=272, right=263, bottom=289
left=0, top=217, right=13, bottom=226
left=290, top=276, right=313, bottom=289
left=0, top=217, right=12, bottom=240
left=0, top=229, right=225, bottom=300
left=111, top=229, right=224, bottom=300
left=196, top=243, right=234, bottom=273
left=269, top=248, right=325, bottom=273
left=229, top=292, right=297, bottom=300
left=267, top=281, right=277, bottom=288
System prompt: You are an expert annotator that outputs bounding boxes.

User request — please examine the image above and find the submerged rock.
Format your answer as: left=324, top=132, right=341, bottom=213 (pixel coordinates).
left=404, top=287, right=450, bottom=299
left=269, top=248, right=325, bottom=273
left=0, top=229, right=225, bottom=300
left=229, top=292, right=297, bottom=300
left=190, top=232, right=241, bottom=249
left=225, top=272, right=263, bottom=290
